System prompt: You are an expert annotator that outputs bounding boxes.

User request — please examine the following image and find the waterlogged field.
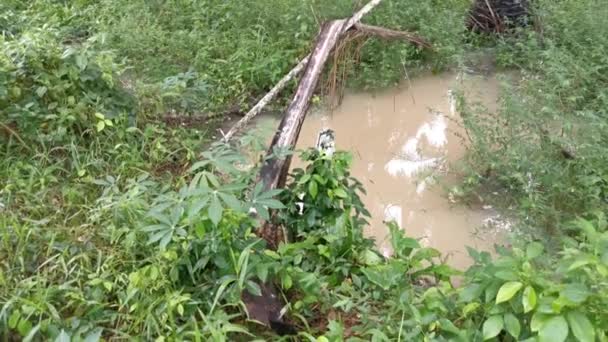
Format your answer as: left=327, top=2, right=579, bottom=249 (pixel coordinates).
left=1, top=0, right=607, bottom=340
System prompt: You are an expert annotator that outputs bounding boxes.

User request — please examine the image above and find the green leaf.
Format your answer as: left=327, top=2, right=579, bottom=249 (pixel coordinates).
left=462, top=302, right=480, bottom=316
left=482, top=315, right=504, bottom=340
left=539, top=315, right=568, bottom=342
left=282, top=274, right=292, bottom=290
left=561, top=283, right=589, bottom=304
left=23, top=324, right=41, bottom=342
left=84, top=328, right=103, bottom=342
left=531, top=312, right=550, bottom=332
left=526, top=242, right=544, bottom=259
left=75, top=54, right=88, bottom=70
left=8, top=310, right=20, bottom=329
left=360, top=249, right=383, bottom=266
left=567, top=311, right=595, bottom=342
left=218, top=193, right=242, bottom=211
left=504, top=313, right=521, bottom=338
left=334, top=188, right=348, bottom=198
left=496, top=281, right=523, bottom=304
left=568, top=257, right=593, bottom=271
left=148, top=229, right=168, bottom=244
left=495, top=270, right=518, bottom=281
left=35, top=86, right=47, bottom=97
left=264, top=250, right=281, bottom=260
left=55, top=330, right=71, bottom=342
left=246, top=280, right=262, bottom=296
left=208, top=196, right=223, bottom=226
left=460, top=283, right=484, bottom=302
left=523, top=286, right=537, bottom=313
left=17, top=318, right=32, bottom=336
left=96, top=120, right=105, bottom=132
left=439, top=319, right=461, bottom=335
left=308, top=180, right=318, bottom=199
left=361, top=267, right=390, bottom=290
left=256, top=264, right=269, bottom=283
left=159, top=231, right=173, bottom=249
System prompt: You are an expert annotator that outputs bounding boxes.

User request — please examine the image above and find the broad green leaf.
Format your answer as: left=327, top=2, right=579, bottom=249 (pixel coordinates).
left=257, top=198, right=285, bottom=209
left=264, top=250, right=281, bottom=260
left=148, top=229, right=169, bottom=244
left=526, top=242, right=544, bottom=259
left=460, top=283, right=484, bottom=302
left=531, top=312, right=550, bottom=332
left=256, top=264, right=269, bottom=283
left=55, top=330, right=71, bottom=342
left=561, top=283, right=589, bottom=304
left=568, top=257, right=593, bottom=271
left=96, top=120, right=105, bottom=132
left=496, top=281, right=523, bottom=304
left=334, top=188, right=347, bottom=198
left=539, top=315, right=568, bottom=342
left=188, top=198, right=209, bottom=221
left=504, top=313, right=521, bottom=338
left=8, top=310, right=20, bottom=329
left=282, top=274, right=292, bottom=290
left=482, top=315, right=503, bottom=340
left=567, top=311, right=595, bottom=342
left=84, top=328, right=103, bottom=342
left=308, top=180, right=318, bottom=199
left=17, top=319, right=32, bottom=336
left=462, top=302, right=480, bottom=316
left=245, top=280, right=262, bottom=296
left=523, top=286, right=537, bottom=313
left=35, top=86, right=47, bottom=97
left=439, top=319, right=461, bottom=335
left=23, top=324, right=41, bottom=342
left=218, top=193, right=242, bottom=211
left=360, top=249, right=383, bottom=266
left=361, top=267, right=390, bottom=290
left=495, top=270, right=518, bottom=281
left=208, top=196, right=223, bottom=226
left=75, top=54, right=88, bottom=70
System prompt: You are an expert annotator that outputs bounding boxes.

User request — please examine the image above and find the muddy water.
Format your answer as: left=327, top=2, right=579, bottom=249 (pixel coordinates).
left=257, top=72, right=507, bottom=269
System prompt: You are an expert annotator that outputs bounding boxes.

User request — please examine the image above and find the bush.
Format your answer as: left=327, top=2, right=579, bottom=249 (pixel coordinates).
left=1, top=29, right=135, bottom=144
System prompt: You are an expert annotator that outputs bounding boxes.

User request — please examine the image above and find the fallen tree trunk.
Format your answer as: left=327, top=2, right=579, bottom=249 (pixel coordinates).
left=242, top=21, right=346, bottom=334
left=256, top=20, right=346, bottom=248
left=221, top=0, right=384, bottom=142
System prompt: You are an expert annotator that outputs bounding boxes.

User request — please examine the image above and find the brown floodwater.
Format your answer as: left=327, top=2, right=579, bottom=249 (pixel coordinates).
left=255, top=72, right=510, bottom=269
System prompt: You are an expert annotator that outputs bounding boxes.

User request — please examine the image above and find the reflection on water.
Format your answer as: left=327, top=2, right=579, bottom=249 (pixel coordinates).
left=256, top=72, right=509, bottom=269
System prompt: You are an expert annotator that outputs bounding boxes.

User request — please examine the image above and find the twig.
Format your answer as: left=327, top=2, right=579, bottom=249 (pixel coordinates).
left=353, top=23, right=433, bottom=49
left=0, top=122, right=30, bottom=151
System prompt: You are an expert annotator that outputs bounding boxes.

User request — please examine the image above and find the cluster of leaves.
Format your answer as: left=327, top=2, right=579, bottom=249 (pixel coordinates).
left=2, top=135, right=608, bottom=340
left=459, top=213, right=608, bottom=341
left=454, top=0, right=608, bottom=232
left=2, top=0, right=608, bottom=340
left=0, top=27, right=135, bottom=144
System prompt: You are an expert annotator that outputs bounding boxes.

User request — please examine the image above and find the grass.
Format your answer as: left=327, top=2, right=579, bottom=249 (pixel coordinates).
left=1, top=0, right=608, bottom=340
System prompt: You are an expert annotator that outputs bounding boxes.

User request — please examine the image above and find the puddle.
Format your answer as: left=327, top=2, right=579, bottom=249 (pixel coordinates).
left=255, top=72, right=510, bottom=269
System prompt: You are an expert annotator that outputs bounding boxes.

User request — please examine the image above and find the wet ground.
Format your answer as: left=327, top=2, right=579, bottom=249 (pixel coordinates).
left=255, top=72, right=511, bottom=269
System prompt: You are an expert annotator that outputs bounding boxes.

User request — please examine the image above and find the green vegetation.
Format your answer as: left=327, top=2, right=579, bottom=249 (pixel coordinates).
left=1, top=0, right=608, bottom=340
